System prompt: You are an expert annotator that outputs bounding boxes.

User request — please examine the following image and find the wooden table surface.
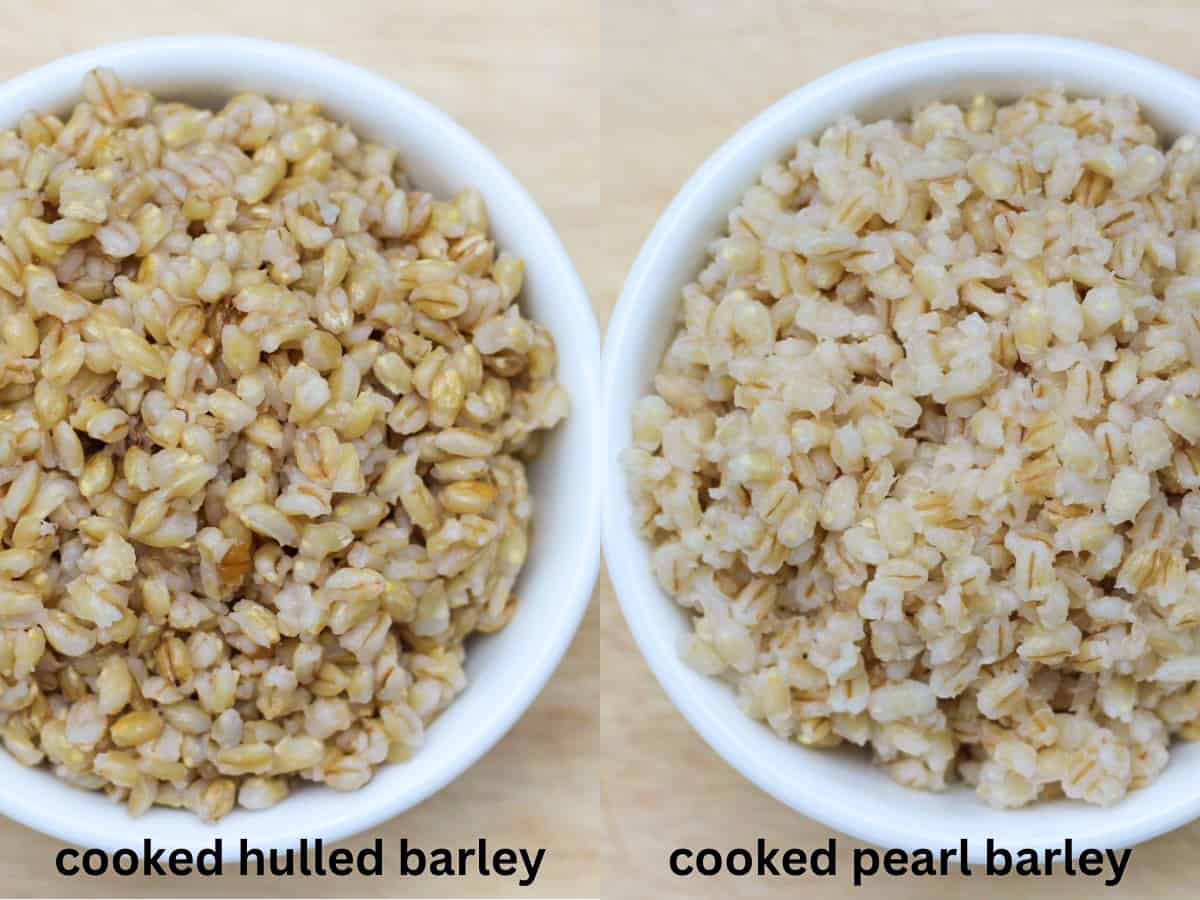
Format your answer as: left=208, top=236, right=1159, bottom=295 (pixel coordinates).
left=3, top=0, right=1200, bottom=897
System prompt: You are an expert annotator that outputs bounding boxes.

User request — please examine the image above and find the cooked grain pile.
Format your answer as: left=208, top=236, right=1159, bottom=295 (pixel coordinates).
left=0, top=69, right=566, bottom=819
left=629, top=87, right=1200, bottom=807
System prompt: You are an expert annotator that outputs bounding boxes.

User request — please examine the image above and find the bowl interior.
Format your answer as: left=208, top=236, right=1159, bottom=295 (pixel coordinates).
left=0, top=36, right=600, bottom=854
left=603, top=34, right=1200, bottom=857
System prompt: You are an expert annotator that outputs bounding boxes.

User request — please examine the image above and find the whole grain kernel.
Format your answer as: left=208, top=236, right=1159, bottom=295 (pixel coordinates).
left=110, top=711, right=163, bottom=748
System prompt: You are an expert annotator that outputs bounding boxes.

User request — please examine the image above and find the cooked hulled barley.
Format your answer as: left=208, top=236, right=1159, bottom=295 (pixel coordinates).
left=0, top=69, right=566, bottom=820
left=628, top=86, right=1200, bottom=808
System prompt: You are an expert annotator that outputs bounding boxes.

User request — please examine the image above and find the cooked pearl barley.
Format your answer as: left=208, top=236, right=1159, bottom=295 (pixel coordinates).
left=1105, top=468, right=1152, bottom=524
left=628, top=87, right=1200, bottom=809
left=0, top=69, right=565, bottom=819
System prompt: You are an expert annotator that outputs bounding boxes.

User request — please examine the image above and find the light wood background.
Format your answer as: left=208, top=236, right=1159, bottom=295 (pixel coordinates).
left=4, top=0, right=1200, bottom=897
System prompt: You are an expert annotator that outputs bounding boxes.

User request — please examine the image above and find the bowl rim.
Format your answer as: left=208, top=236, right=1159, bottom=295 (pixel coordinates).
left=0, top=33, right=601, bottom=854
left=603, top=31, right=1200, bottom=855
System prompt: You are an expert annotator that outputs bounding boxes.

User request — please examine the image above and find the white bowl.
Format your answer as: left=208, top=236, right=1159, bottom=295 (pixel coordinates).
left=0, top=35, right=601, bottom=854
left=603, top=33, right=1200, bottom=858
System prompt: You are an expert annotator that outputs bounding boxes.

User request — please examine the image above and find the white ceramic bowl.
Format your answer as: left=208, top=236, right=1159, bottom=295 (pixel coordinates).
left=0, top=35, right=601, bottom=854
left=604, top=33, right=1200, bottom=858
